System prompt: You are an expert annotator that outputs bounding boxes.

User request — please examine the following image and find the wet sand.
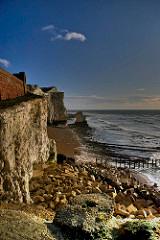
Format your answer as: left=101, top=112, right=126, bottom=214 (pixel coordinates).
left=48, top=125, right=102, bottom=164
left=47, top=126, right=81, bottom=158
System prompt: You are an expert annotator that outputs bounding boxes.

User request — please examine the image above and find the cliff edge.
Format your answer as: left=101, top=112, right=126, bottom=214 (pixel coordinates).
left=27, top=85, right=67, bottom=125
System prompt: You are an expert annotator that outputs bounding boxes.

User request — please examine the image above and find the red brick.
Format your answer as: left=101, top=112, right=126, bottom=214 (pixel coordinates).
left=0, top=68, right=25, bottom=100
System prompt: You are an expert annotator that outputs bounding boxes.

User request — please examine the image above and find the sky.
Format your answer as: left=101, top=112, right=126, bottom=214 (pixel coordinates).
left=0, top=0, right=160, bottom=110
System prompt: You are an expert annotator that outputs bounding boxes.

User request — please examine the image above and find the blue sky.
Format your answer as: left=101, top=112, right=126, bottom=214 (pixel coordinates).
left=1, top=0, right=160, bottom=109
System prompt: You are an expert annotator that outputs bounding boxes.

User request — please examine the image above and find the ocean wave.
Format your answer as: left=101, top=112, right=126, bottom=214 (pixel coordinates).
left=85, top=110, right=160, bottom=186
left=87, top=110, right=160, bottom=156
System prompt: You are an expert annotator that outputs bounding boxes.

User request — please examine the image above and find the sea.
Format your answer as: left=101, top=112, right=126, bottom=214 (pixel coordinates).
left=69, top=110, right=160, bottom=186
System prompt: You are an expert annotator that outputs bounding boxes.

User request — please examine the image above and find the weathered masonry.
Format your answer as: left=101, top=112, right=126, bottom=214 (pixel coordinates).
left=0, top=68, right=26, bottom=100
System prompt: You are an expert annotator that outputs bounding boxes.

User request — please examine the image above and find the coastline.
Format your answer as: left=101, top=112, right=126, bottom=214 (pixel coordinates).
left=68, top=124, right=153, bottom=187
left=2, top=123, right=160, bottom=239
left=40, top=124, right=160, bottom=223
left=47, top=123, right=160, bottom=202
left=47, top=123, right=158, bottom=189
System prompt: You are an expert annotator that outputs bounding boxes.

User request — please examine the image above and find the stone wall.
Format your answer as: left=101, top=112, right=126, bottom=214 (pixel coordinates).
left=0, top=68, right=26, bottom=100
left=0, top=97, right=56, bottom=203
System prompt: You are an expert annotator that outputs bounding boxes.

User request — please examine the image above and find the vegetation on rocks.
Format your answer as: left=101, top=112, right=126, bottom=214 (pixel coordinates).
left=53, top=193, right=114, bottom=239
left=117, top=221, right=158, bottom=240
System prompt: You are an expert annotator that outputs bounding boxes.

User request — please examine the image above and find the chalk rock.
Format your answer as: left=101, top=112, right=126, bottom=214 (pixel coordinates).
left=75, top=111, right=88, bottom=126
left=0, top=209, right=55, bottom=240
left=134, top=199, right=149, bottom=209
left=30, top=181, right=41, bottom=192
left=43, top=194, right=53, bottom=201
left=49, top=201, right=55, bottom=209
left=59, top=195, right=68, bottom=206
left=0, top=97, right=56, bottom=203
left=99, top=184, right=109, bottom=193
left=136, top=209, right=147, bottom=218
left=33, top=195, right=45, bottom=203
left=46, top=90, right=67, bottom=124
left=34, top=189, right=45, bottom=196
left=126, top=204, right=137, bottom=214
left=44, top=184, right=53, bottom=193
left=115, top=209, right=130, bottom=217
left=90, top=175, right=96, bottom=182
left=71, top=190, right=77, bottom=197
left=92, top=186, right=102, bottom=194
left=115, top=192, right=132, bottom=206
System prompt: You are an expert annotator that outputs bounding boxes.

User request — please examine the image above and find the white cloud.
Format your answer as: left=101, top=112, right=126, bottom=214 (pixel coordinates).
left=64, top=32, right=86, bottom=42
left=0, top=58, right=10, bottom=68
left=51, top=34, right=63, bottom=41
left=41, top=24, right=55, bottom=31
left=42, top=23, right=87, bottom=42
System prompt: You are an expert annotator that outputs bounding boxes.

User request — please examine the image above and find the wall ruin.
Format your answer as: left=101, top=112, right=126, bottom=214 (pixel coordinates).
left=0, top=68, right=26, bottom=100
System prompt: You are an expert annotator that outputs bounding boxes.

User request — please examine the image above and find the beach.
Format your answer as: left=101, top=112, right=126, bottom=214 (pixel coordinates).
left=47, top=123, right=160, bottom=199
left=30, top=124, right=160, bottom=222
left=1, top=123, right=160, bottom=239
left=47, top=126, right=81, bottom=158
left=47, top=124, right=154, bottom=187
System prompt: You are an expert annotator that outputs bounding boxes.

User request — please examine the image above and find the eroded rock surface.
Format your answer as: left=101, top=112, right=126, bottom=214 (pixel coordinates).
left=27, top=85, right=67, bottom=124
left=47, top=91, right=67, bottom=124
left=0, top=209, right=55, bottom=240
left=0, top=97, right=56, bottom=203
left=75, top=111, right=87, bottom=123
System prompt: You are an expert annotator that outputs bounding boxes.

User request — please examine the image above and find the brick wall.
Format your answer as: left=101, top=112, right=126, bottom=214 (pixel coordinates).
left=0, top=68, right=26, bottom=100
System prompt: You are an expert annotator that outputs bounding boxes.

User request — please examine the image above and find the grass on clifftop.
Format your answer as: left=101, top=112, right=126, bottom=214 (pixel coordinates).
left=0, top=93, right=43, bottom=109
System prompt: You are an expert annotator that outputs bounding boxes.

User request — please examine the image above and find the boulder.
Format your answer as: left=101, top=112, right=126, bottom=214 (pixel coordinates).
left=134, top=199, right=150, bottom=209
left=44, top=184, right=53, bottom=193
left=92, top=186, right=102, bottom=194
left=115, top=192, right=133, bottom=207
left=0, top=209, right=55, bottom=240
left=49, top=201, right=55, bottom=209
left=115, top=209, right=130, bottom=217
left=53, top=193, right=114, bottom=239
left=43, top=194, right=53, bottom=201
left=33, top=195, right=45, bottom=203
left=126, top=204, right=137, bottom=214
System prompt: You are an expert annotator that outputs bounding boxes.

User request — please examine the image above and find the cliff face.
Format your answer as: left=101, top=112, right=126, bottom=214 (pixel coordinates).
left=48, top=92, right=67, bottom=124
left=27, top=85, right=67, bottom=124
left=0, top=97, right=56, bottom=203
